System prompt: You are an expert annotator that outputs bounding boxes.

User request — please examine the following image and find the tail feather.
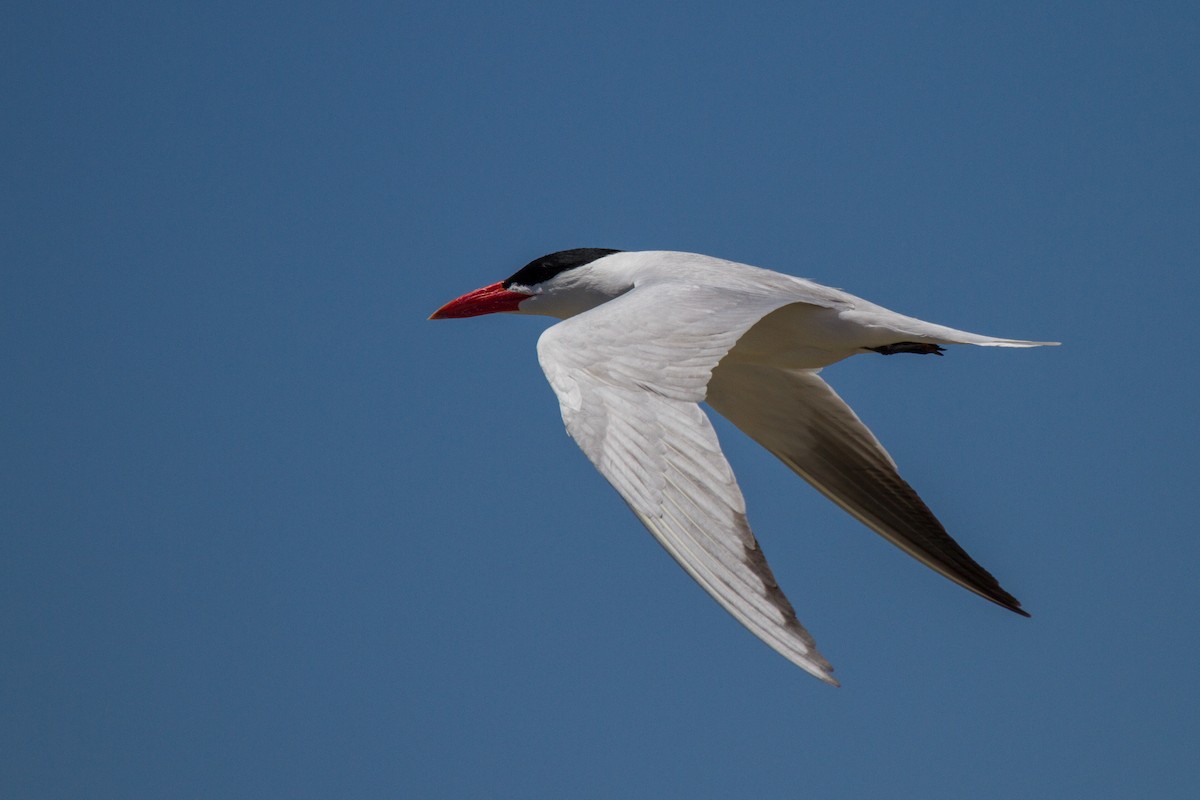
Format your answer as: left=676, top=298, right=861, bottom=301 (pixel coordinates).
left=967, top=338, right=1061, bottom=348
left=879, top=315, right=1059, bottom=348
left=840, top=306, right=1060, bottom=349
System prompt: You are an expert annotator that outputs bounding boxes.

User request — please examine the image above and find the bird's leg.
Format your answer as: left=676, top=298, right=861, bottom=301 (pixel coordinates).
left=867, top=342, right=946, bottom=356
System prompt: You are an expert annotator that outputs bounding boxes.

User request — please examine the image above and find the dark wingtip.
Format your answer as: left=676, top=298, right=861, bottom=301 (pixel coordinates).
left=991, top=591, right=1031, bottom=618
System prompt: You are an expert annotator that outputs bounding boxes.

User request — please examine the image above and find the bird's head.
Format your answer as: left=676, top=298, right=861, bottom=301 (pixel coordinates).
left=430, top=248, right=628, bottom=321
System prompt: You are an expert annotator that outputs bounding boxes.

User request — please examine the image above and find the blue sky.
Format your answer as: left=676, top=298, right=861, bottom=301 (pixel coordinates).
left=4, top=2, right=1198, bottom=797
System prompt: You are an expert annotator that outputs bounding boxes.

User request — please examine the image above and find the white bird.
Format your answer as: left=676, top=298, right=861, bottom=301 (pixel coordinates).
left=431, top=249, right=1057, bottom=684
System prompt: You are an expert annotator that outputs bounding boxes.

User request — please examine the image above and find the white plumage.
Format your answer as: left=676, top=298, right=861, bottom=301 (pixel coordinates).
left=433, top=249, right=1057, bottom=684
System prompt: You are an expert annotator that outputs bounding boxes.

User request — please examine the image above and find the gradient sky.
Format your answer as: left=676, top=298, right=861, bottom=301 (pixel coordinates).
left=4, top=2, right=1198, bottom=798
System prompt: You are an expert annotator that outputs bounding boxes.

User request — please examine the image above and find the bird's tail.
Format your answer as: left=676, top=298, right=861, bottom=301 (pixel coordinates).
left=849, top=308, right=1060, bottom=348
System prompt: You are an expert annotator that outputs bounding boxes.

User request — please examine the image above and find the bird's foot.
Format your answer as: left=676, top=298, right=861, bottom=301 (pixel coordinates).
left=868, top=342, right=945, bottom=356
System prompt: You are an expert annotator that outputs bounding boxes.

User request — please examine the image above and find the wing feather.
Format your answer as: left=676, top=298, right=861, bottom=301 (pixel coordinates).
left=537, top=284, right=837, bottom=682
left=706, top=362, right=1027, bottom=615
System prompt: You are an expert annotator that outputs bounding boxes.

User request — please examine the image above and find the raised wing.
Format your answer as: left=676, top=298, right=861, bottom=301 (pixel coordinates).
left=705, top=362, right=1027, bottom=615
left=537, top=283, right=838, bottom=683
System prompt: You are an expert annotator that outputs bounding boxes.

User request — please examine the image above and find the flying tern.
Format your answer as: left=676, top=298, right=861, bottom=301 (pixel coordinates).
left=431, top=248, right=1057, bottom=684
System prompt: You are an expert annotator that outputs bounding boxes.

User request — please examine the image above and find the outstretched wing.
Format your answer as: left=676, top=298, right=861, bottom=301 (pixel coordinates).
left=706, top=361, right=1027, bottom=615
left=537, top=283, right=838, bottom=683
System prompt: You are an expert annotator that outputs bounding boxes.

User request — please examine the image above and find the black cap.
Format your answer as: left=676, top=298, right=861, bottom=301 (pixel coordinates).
left=503, top=248, right=622, bottom=289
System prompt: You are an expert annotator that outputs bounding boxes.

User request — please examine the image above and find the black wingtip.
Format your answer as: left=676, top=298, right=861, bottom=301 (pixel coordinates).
left=991, top=592, right=1031, bottom=618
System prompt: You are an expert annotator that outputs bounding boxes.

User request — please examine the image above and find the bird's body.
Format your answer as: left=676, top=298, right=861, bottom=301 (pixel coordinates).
left=432, top=249, right=1057, bottom=684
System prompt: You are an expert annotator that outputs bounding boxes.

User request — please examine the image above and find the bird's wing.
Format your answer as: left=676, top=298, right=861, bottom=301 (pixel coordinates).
left=537, top=283, right=837, bottom=683
left=705, top=361, right=1027, bottom=615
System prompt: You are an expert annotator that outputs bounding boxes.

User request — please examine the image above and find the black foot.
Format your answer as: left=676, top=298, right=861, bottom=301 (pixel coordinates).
left=868, top=342, right=945, bottom=356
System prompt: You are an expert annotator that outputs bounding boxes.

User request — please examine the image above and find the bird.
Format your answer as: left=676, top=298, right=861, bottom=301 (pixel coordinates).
left=430, top=248, right=1057, bottom=684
